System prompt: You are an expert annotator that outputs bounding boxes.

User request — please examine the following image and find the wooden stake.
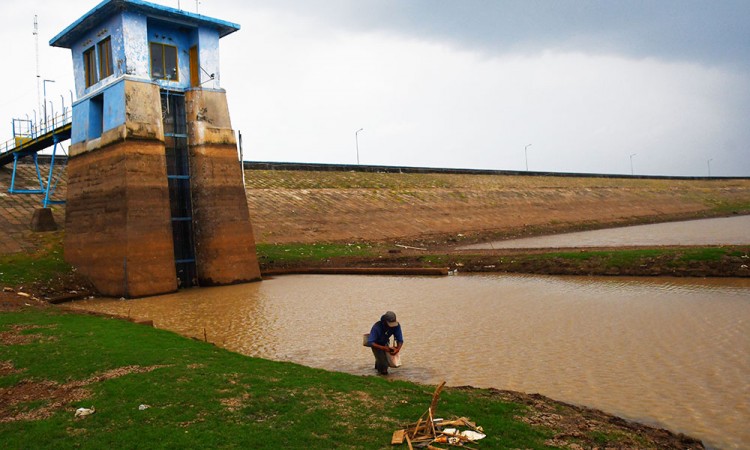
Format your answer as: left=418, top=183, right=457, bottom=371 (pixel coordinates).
left=429, top=381, right=446, bottom=415
left=411, top=416, right=424, bottom=439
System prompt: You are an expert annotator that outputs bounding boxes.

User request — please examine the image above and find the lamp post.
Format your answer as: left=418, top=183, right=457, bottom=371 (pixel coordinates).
left=707, top=158, right=713, bottom=177
left=355, top=128, right=364, bottom=165
left=524, top=144, right=532, bottom=171
left=630, top=153, right=637, bottom=176
left=43, top=79, right=55, bottom=130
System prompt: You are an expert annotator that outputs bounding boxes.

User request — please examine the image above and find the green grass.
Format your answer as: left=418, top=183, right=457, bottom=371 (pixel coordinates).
left=0, top=233, right=72, bottom=286
left=256, top=243, right=377, bottom=264
left=538, top=247, right=737, bottom=267
left=545, top=249, right=664, bottom=267
left=676, top=247, right=734, bottom=262
left=0, top=309, right=556, bottom=449
left=706, top=200, right=750, bottom=214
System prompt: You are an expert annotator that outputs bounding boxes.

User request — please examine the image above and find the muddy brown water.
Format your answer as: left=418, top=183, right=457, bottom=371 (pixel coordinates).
left=68, top=274, right=749, bottom=449
left=459, top=215, right=750, bottom=249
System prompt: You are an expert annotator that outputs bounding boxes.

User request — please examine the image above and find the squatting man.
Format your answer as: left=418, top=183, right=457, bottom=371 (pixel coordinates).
left=366, top=311, right=404, bottom=375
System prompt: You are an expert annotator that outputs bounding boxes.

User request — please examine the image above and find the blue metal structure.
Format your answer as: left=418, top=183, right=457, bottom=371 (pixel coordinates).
left=1, top=107, right=71, bottom=207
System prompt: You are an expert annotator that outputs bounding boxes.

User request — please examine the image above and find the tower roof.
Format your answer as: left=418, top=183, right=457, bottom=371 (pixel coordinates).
left=50, top=0, right=240, bottom=48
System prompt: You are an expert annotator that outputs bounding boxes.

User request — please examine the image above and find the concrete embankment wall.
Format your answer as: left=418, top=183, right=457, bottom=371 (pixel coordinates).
left=1, top=161, right=749, bottom=252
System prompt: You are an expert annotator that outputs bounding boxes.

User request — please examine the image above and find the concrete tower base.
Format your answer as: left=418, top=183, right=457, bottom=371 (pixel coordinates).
left=187, top=89, right=261, bottom=285
left=65, top=138, right=177, bottom=298
left=64, top=80, right=260, bottom=297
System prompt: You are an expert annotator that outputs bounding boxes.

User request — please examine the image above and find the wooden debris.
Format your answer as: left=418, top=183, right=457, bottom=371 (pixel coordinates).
left=395, top=244, right=427, bottom=251
left=429, top=381, right=446, bottom=415
left=405, top=433, right=414, bottom=450
left=392, top=381, right=486, bottom=448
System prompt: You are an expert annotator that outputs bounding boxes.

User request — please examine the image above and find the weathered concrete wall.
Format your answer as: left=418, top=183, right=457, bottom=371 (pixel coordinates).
left=186, top=89, right=261, bottom=285
left=72, top=77, right=162, bottom=147
left=70, top=13, right=124, bottom=98
left=64, top=139, right=176, bottom=297
left=66, top=80, right=176, bottom=297
left=197, top=27, right=222, bottom=89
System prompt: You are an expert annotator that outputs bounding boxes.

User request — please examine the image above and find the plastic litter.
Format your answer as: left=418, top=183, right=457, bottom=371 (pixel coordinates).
left=74, top=406, right=95, bottom=418
left=443, top=427, right=487, bottom=441
left=138, top=404, right=151, bottom=410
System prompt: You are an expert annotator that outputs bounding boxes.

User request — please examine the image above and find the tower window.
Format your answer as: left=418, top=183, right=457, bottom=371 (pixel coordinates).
left=150, top=42, right=178, bottom=81
left=97, top=37, right=113, bottom=80
left=83, top=46, right=98, bottom=88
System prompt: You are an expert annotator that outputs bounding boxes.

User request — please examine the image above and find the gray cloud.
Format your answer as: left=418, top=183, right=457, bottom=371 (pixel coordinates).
left=234, top=0, right=750, bottom=69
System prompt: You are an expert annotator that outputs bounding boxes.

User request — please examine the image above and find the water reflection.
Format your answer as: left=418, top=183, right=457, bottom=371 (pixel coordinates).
left=459, top=215, right=750, bottom=249
left=67, top=274, right=750, bottom=449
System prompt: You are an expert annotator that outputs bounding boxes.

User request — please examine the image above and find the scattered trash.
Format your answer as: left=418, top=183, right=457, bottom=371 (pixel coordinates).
left=392, top=381, right=486, bottom=448
left=74, top=406, right=95, bottom=418
left=442, top=428, right=486, bottom=441
left=395, top=243, right=428, bottom=251
left=138, top=404, right=151, bottom=411
left=16, top=292, right=31, bottom=298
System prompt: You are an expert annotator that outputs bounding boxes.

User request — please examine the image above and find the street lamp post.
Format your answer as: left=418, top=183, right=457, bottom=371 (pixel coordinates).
left=630, top=153, right=637, bottom=176
left=524, top=144, right=532, bottom=171
left=707, top=159, right=713, bottom=177
left=355, top=128, right=364, bottom=165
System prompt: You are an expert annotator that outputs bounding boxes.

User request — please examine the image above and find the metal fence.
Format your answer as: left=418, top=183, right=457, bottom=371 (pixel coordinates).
left=1, top=108, right=73, bottom=157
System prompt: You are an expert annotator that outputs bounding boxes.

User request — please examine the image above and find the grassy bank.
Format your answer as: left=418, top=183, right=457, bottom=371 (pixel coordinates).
left=3, top=240, right=747, bottom=299
left=0, top=309, right=702, bottom=448
left=255, top=243, right=750, bottom=278
left=0, top=232, right=69, bottom=286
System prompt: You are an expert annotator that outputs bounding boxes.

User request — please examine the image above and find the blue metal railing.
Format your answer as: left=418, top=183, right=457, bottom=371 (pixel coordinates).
left=2, top=104, right=72, bottom=207
left=1, top=108, right=72, bottom=157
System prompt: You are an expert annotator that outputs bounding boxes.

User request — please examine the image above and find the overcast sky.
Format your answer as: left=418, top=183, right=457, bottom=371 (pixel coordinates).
left=1, top=0, right=748, bottom=176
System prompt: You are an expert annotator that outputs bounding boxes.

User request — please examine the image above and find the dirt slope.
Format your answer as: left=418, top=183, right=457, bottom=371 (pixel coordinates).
left=1, top=163, right=749, bottom=252
left=244, top=170, right=750, bottom=244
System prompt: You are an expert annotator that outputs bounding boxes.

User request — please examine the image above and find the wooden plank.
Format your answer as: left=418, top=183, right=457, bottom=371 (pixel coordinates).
left=391, top=429, right=405, bottom=445
left=405, top=433, right=414, bottom=450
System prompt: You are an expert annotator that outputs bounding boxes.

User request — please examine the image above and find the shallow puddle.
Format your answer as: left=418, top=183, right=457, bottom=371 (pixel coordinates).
left=68, top=274, right=750, bottom=449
